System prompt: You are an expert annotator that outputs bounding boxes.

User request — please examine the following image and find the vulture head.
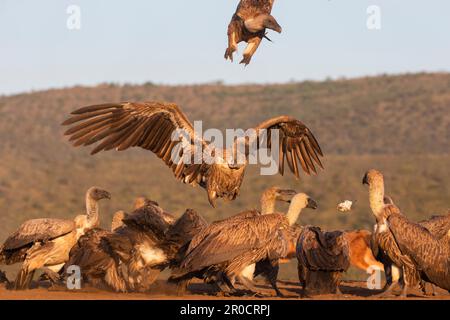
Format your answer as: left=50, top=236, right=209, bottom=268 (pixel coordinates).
left=244, top=14, right=282, bottom=34
left=292, top=193, right=318, bottom=210
left=206, top=163, right=246, bottom=207
left=362, top=169, right=384, bottom=187
left=87, top=187, right=111, bottom=201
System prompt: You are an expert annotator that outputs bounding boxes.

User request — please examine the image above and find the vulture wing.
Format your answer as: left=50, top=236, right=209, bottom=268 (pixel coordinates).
left=238, top=116, right=323, bottom=178
left=297, top=226, right=350, bottom=272
left=186, top=209, right=260, bottom=254
left=164, top=209, right=208, bottom=264
left=418, top=212, right=450, bottom=239
left=122, top=204, right=173, bottom=241
left=165, top=209, right=208, bottom=246
left=387, top=212, right=450, bottom=290
left=3, top=218, right=75, bottom=250
left=62, top=102, right=212, bottom=188
left=181, top=214, right=289, bottom=272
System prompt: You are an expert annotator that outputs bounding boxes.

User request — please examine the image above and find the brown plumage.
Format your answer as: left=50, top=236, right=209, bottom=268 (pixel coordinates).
left=64, top=210, right=129, bottom=292
left=0, top=187, right=110, bottom=290
left=363, top=170, right=425, bottom=297
left=62, top=102, right=323, bottom=207
left=170, top=193, right=317, bottom=296
left=170, top=214, right=292, bottom=295
left=385, top=205, right=450, bottom=292
left=367, top=197, right=448, bottom=295
left=297, top=226, right=350, bottom=296
left=66, top=198, right=207, bottom=293
left=418, top=212, right=450, bottom=239
left=225, top=0, right=282, bottom=65
left=184, top=187, right=296, bottom=296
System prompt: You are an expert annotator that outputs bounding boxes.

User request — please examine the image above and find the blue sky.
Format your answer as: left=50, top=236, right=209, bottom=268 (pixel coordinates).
left=1, top=0, right=450, bottom=95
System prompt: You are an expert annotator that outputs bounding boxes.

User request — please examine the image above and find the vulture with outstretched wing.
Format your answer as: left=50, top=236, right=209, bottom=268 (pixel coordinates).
left=225, top=0, right=282, bottom=65
left=63, top=102, right=323, bottom=207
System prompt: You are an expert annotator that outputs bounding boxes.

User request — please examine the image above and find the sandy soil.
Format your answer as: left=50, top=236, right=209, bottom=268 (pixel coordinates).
left=0, top=279, right=449, bottom=300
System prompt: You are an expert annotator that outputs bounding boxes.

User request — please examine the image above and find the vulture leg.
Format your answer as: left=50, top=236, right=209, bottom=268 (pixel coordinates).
left=225, top=30, right=238, bottom=62
left=240, top=37, right=262, bottom=66
left=257, top=259, right=283, bottom=297
left=15, top=243, right=55, bottom=290
left=14, top=268, right=36, bottom=290
left=176, top=279, right=190, bottom=296
left=236, top=275, right=270, bottom=297
left=214, top=280, right=236, bottom=297
left=375, top=281, right=401, bottom=298
left=0, top=270, right=9, bottom=285
left=398, top=284, right=409, bottom=298
left=40, top=268, right=61, bottom=284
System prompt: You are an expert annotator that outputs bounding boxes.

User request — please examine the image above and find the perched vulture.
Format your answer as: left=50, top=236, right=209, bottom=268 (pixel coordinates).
left=0, top=187, right=110, bottom=290
left=384, top=205, right=450, bottom=292
left=297, top=226, right=350, bottom=296
left=179, top=187, right=297, bottom=296
left=225, top=0, right=282, bottom=65
left=363, top=170, right=424, bottom=297
left=63, top=102, right=323, bottom=207
left=170, top=193, right=317, bottom=296
left=64, top=210, right=128, bottom=292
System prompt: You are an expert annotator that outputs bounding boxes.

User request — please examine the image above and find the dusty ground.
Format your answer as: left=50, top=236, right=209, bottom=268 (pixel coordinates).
left=0, top=279, right=449, bottom=300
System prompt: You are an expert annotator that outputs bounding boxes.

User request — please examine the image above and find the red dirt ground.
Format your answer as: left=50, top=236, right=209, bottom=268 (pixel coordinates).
left=1, top=279, right=449, bottom=300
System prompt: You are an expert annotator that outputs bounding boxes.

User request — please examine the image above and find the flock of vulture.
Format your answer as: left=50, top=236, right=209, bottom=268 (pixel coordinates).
left=0, top=0, right=449, bottom=298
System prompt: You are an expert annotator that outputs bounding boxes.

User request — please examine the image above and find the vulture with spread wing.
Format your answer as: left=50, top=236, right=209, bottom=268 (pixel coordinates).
left=63, top=102, right=323, bottom=207
left=169, top=193, right=317, bottom=296
left=225, top=0, right=282, bottom=65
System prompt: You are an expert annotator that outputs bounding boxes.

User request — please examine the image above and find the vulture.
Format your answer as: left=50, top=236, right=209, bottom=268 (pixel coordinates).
left=225, top=0, right=282, bottom=65
left=0, top=187, right=110, bottom=290
left=66, top=198, right=207, bottom=293
left=180, top=186, right=297, bottom=296
left=63, top=210, right=129, bottom=292
left=382, top=205, right=450, bottom=292
left=169, top=193, right=318, bottom=296
left=363, top=169, right=445, bottom=297
left=297, top=226, right=350, bottom=296
left=62, top=102, right=323, bottom=207
left=365, top=177, right=449, bottom=296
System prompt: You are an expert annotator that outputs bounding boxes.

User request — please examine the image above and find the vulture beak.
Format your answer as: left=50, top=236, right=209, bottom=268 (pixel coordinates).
left=362, top=173, right=369, bottom=186
left=103, top=191, right=111, bottom=200
left=306, top=198, right=318, bottom=210
left=274, top=24, right=282, bottom=34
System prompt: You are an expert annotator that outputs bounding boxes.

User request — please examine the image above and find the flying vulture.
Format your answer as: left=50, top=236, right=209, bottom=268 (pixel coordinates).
left=62, top=102, right=323, bottom=207
left=225, top=0, right=282, bottom=65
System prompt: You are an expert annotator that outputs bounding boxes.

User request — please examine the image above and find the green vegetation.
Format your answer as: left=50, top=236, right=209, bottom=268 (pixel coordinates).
left=0, top=73, right=449, bottom=279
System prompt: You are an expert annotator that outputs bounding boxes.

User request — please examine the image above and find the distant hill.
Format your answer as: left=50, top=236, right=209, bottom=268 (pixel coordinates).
left=0, top=73, right=449, bottom=279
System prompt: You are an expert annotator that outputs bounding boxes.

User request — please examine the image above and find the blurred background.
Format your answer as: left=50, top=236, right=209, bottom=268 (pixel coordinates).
left=0, top=0, right=449, bottom=279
